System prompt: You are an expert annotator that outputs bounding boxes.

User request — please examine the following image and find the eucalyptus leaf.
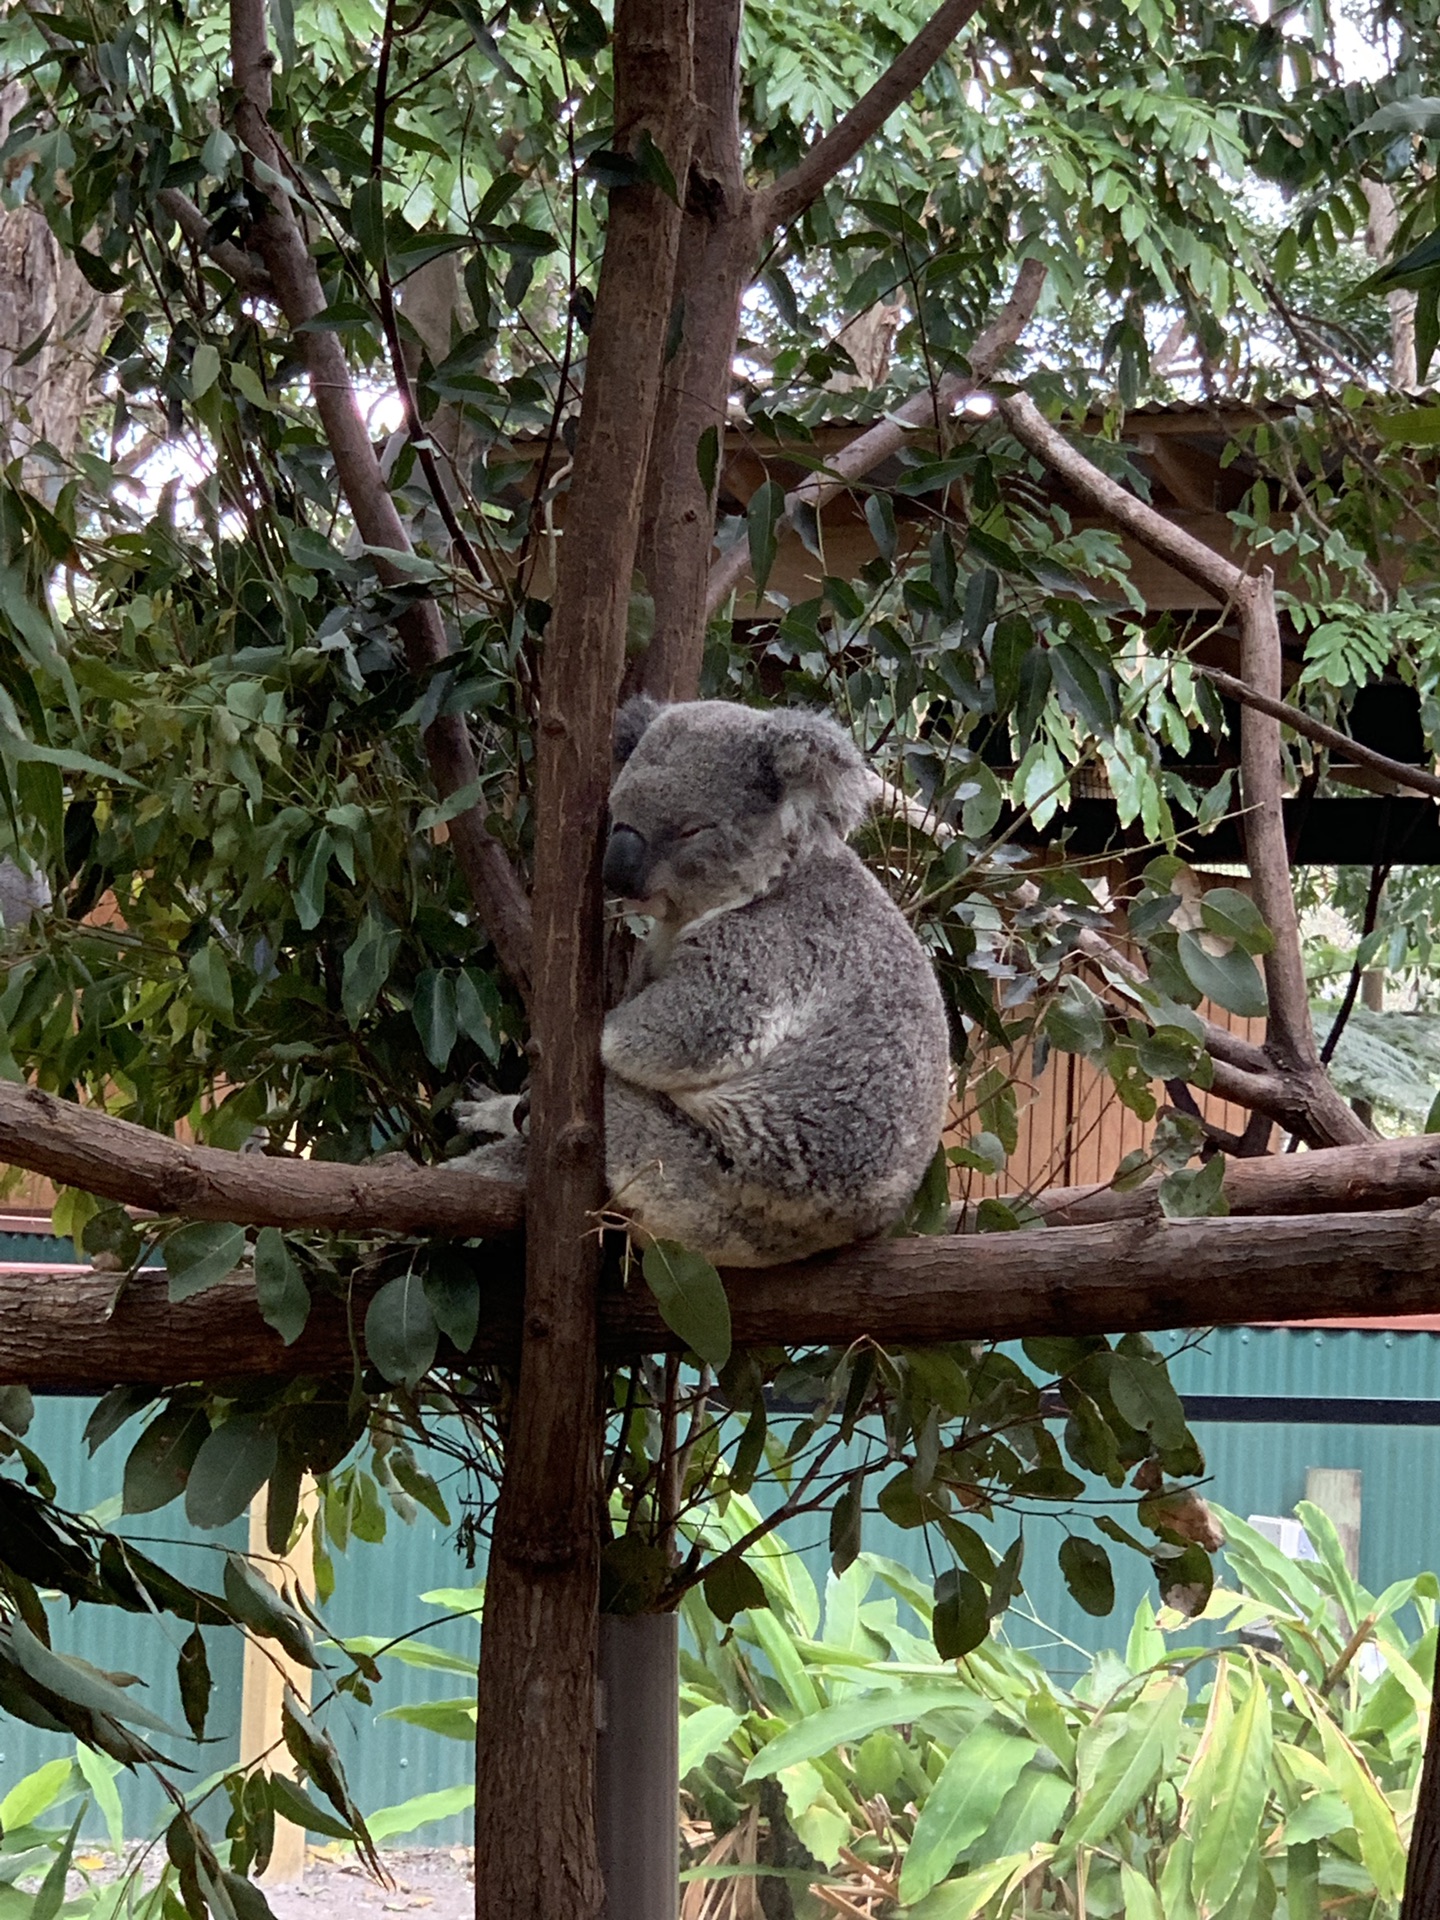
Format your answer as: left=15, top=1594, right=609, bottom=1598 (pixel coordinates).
left=641, top=1240, right=731, bottom=1369
left=1177, top=931, right=1268, bottom=1019
left=254, top=1228, right=310, bottom=1345
left=1058, top=1535, right=1115, bottom=1617
left=185, top=1415, right=279, bottom=1529
left=365, top=1272, right=440, bottom=1387
left=164, top=1221, right=246, bottom=1304
left=223, top=1553, right=318, bottom=1668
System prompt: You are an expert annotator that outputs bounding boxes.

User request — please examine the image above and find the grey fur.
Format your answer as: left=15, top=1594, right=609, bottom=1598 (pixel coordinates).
left=458, top=700, right=950, bottom=1267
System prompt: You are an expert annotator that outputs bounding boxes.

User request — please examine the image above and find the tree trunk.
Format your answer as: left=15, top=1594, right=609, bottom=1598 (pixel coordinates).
left=1362, top=178, right=1418, bottom=388
left=0, top=83, right=121, bottom=501
left=469, top=3, right=694, bottom=1912
left=1401, top=1656, right=1440, bottom=1920
left=633, top=0, right=751, bottom=702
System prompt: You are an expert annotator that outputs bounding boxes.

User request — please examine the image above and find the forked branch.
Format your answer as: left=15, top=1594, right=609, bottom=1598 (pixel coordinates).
left=999, top=391, right=1371, bottom=1148
left=636, top=0, right=1005, bottom=699
left=999, top=392, right=1440, bottom=800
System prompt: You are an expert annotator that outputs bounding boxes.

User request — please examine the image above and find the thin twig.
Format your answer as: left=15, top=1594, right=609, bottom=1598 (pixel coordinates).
left=1319, top=861, right=1390, bottom=1067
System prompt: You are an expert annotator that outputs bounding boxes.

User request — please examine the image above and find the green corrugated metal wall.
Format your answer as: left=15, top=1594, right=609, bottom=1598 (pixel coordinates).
left=7, top=1243, right=1440, bottom=1845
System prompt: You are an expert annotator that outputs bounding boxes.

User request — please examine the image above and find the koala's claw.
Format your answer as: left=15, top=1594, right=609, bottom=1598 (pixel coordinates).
left=454, top=1093, right=527, bottom=1138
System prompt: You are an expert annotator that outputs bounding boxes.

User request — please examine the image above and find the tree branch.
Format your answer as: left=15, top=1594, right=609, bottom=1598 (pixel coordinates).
left=998, top=389, right=1249, bottom=602
left=703, top=258, right=1047, bottom=619
left=999, top=393, right=1370, bottom=1148
left=1030, top=1131, right=1440, bottom=1226
left=228, top=0, right=533, bottom=999
left=0, top=1082, right=523, bottom=1235
left=1194, top=663, right=1440, bottom=801
left=12, top=1201, right=1440, bottom=1386
left=998, top=392, right=1440, bottom=802
left=1077, top=925, right=1375, bottom=1143
left=154, top=188, right=274, bottom=296
left=757, top=0, right=984, bottom=231
left=1234, top=572, right=1329, bottom=1073
left=5, top=1052, right=1432, bottom=1243
left=1074, top=928, right=1274, bottom=1081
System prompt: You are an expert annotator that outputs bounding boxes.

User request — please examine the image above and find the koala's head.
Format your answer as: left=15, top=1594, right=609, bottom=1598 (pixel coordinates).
left=603, top=698, right=874, bottom=924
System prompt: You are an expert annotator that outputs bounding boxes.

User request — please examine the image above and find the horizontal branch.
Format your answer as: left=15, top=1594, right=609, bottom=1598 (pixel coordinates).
left=8, top=1202, right=1440, bottom=1385
left=1032, top=1131, right=1440, bottom=1225
left=0, top=1083, right=524, bottom=1237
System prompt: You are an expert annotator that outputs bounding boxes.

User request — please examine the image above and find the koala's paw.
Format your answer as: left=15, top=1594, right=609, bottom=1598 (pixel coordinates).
left=453, top=1093, right=527, bottom=1139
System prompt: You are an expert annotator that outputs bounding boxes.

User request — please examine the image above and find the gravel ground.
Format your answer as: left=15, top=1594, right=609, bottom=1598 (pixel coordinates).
left=65, top=1847, right=476, bottom=1920
left=262, top=1849, right=475, bottom=1920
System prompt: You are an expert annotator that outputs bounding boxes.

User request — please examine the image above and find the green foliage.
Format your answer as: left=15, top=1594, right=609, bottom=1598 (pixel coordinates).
left=1, top=0, right=1439, bottom=1898
left=674, top=1504, right=1436, bottom=1917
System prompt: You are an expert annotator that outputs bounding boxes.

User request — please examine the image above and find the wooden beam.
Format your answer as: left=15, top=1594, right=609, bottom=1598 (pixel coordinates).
left=239, top=1484, right=317, bottom=1886
left=10, top=1202, right=1440, bottom=1386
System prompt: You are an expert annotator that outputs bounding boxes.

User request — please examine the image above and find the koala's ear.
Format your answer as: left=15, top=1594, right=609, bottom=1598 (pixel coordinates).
left=613, top=694, right=662, bottom=767
left=765, top=710, right=874, bottom=835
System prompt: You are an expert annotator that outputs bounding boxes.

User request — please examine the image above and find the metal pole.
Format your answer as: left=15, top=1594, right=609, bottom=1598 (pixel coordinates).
left=598, top=1611, right=679, bottom=1920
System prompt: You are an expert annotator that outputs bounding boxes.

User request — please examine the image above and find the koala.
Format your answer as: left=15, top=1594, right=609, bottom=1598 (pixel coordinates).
left=458, top=698, right=951, bottom=1267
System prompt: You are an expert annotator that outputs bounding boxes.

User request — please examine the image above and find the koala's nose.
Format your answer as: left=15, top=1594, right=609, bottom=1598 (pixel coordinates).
left=603, top=825, right=650, bottom=897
